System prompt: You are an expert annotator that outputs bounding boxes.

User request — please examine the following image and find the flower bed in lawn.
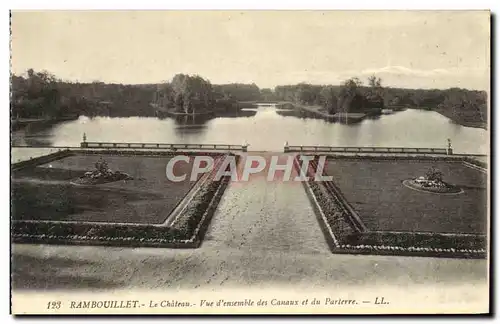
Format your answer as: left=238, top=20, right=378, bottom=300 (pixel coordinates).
left=402, top=179, right=464, bottom=194
left=297, top=155, right=487, bottom=259
left=11, top=151, right=237, bottom=248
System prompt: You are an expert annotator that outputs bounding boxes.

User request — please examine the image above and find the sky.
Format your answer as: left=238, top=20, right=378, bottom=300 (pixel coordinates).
left=11, top=10, right=490, bottom=90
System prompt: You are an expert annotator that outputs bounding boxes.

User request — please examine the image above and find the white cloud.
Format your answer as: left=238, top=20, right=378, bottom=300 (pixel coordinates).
left=359, top=66, right=453, bottom=77
left=332, top=66, right=489, bottom=90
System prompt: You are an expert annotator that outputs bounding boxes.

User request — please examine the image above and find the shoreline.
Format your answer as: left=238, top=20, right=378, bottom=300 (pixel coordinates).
left=277, top=102, right=369, bottom=121
left=434, top=110, right=488, bottom=130
left=13, top=104, right=487, bottom=130
left=393, top=106, right=487, bottom=130
left=155, top=109, right=215, bottom=117
left=277, top=101, right=487, bottom=129
left=11, top=115, right=79, bottom=130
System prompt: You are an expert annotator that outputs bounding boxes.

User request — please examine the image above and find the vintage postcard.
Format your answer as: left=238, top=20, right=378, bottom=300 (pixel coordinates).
left=10, top=10, right=490, bottom=315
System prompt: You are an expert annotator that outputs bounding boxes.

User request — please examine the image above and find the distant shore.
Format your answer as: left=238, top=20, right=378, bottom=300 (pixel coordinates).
left=401, top=106, right=487, bottom=130
left=276, top=101, right=487, bottom=129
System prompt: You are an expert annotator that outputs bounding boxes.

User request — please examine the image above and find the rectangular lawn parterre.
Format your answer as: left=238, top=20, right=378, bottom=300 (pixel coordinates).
left=324, top=158, right=487, bottom=235
left=12, top=154, right=202, bottom=224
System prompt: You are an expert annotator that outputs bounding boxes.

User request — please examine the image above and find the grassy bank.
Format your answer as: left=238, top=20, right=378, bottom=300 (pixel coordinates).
left=434, top=107, right=488, bottom=129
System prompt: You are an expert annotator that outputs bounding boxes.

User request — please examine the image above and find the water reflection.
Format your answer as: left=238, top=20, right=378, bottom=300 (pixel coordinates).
left=11, top=104, right=488, bottom=154
left=274, top=108, right=366, bottom=125
left=364, top=114, right=382, bottom=121
left=161, top=109, right=258, bottom=125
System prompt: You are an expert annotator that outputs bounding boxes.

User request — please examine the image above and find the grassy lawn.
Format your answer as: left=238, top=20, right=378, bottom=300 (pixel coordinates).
left=324, top=158, right=487, bottom=234
left=12, top=154, right=201, bottom=224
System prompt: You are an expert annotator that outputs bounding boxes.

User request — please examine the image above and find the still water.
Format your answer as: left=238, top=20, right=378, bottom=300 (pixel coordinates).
left=12, top=104, right=488, bottom=154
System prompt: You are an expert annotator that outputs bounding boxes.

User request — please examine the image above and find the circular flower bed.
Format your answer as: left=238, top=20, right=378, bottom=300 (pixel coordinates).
left=402, top=179, right=464, bottom=195
left=71, top=171, right=133, bottom=185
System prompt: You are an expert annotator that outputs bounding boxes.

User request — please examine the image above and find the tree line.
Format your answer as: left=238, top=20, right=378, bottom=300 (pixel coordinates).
left=11, top=69, right=158, bottom=119
left=11, top=70, right=265, bottom=119
left=11, top=69, right=487, bottom=127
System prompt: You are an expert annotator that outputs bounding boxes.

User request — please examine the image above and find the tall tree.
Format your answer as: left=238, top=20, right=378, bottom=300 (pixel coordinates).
left=168, top=74, right=214, bottom=114
left=365, top=75, right=384, bottom=109
left=368, top=75, right=382, bottom=88
left=338, top=78, right=362, bottom=112
left=320, top=86, right=338, bottom=114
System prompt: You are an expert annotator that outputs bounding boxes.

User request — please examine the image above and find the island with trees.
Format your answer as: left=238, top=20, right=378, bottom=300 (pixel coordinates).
left=274, top=76, right=385, bottom=122
left=153, top=75, right=262, bottom=118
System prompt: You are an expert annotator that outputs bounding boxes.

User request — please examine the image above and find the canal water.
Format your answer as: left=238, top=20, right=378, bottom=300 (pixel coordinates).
left=12, top=104, right=488, bottom=154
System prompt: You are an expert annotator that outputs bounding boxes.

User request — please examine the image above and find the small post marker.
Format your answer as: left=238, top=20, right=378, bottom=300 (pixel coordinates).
left=447, top=138, right=453, bottom=155
left=284, top=141, right=289, bottom=153
left=82, top=133, right=88, bottom=148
